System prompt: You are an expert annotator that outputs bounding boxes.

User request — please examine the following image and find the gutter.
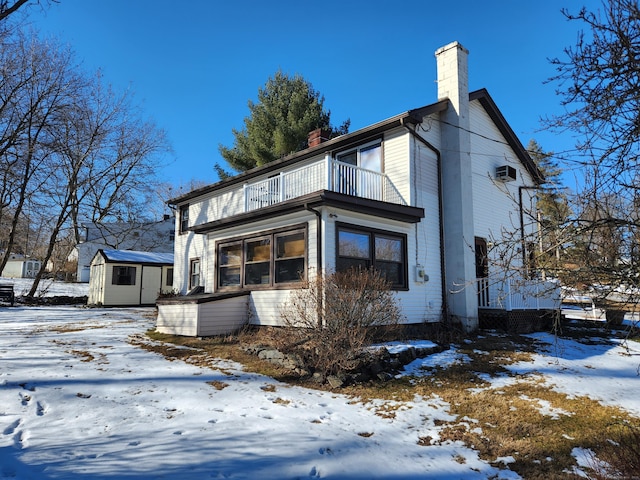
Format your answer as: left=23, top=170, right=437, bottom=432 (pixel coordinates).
left=400, top=118, right=449, bottom=321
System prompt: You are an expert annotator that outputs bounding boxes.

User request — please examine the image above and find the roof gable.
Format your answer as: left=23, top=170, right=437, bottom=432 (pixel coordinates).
left=469, top=89, right=544, bottom=184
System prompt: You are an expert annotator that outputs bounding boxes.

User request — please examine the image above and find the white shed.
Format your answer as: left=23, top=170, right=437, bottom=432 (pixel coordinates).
left=88, top=249, right=174, bottom=306
left=0, top=254, right=42, bottom=279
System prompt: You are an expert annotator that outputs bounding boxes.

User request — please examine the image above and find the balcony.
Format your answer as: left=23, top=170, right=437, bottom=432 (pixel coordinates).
left=243, top=157, right=406, bottom=212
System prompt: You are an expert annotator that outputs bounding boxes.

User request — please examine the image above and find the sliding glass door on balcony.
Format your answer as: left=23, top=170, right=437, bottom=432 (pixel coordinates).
left=335, top=143, right=382, bottom=200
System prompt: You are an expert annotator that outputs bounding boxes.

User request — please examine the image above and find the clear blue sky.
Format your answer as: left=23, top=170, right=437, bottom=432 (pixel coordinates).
left=26, top=0, right=599, bottom=190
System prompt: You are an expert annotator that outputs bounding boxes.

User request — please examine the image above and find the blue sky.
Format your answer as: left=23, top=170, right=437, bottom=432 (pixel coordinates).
left=26, top=0, right=599, bottom=191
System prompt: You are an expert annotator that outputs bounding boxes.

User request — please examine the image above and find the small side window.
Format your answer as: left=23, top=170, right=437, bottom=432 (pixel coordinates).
left=189, top=259, right=200, bottom=289
left=179, top=205, right=189, bottom=234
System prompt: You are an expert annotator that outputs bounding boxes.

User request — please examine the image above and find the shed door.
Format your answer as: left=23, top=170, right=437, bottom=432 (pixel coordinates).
left=140, top=266, right=161, bottom=305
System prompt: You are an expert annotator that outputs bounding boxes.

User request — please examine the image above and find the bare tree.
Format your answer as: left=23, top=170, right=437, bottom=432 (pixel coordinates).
left=0, top=32, right=79, bottom=277
left=546, top=0, right=640, bottom=311
left=24, top=70, right=169, bottom=296
left=0, top=25, right=170, bottom=294
left=0, top=0, right=57, bottom=22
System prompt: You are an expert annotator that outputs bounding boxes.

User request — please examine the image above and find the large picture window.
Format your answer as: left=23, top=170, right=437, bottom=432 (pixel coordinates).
left=112, top=266, right=136, bottom=285
left=217, top=226, right=306, bottom=290
left=336, top=224, right=407, bottom=289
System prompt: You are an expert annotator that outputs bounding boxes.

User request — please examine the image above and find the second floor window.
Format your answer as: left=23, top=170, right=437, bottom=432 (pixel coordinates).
left=179, top=205, right=189, bottom=234
left=335, top=142, right=383, bottom=199
left=336, top=142, right=382, bottom=172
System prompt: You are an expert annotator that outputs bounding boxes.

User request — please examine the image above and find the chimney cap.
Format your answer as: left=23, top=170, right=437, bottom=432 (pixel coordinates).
left=435, top=41, right=469, bottom=56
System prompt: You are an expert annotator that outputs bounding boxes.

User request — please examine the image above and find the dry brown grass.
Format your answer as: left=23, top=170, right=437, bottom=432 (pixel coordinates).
left=67, top=349, right=95, bottom=362
left=206, top=380, right=229, bottom=390
left=142, top=327, right=640, bottom=479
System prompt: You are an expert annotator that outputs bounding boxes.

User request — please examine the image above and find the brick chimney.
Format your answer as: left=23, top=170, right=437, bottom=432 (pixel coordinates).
left=307, top=128, right=331, bottom=148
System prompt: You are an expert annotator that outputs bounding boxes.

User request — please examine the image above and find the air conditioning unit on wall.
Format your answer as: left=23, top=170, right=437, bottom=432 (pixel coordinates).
left=495, top=165, right=517, bottom=182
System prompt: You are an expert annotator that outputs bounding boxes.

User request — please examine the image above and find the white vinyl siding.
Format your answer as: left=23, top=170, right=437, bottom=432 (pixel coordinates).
left=469, top=100, right=536, bottom=272
left=156, top=296, right=249, bottom=336
left=381, top=128, right=410, bottom=203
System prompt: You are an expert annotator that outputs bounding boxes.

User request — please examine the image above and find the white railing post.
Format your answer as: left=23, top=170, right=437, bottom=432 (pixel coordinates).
left=279, top=172, right=285, bottom=203
left=325, top=155, right=332, bottom=191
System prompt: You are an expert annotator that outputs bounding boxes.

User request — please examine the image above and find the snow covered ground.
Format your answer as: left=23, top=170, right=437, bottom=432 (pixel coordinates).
left=0, top=279, right=639, bottom=479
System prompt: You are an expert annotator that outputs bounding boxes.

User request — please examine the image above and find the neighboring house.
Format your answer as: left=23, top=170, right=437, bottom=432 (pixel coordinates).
left=157, top=41, right=560, bottom=337
left=0, top=254, right=42, bottom=279
left=71, top=216, right=175, bottom=282
left=87, top=249, right=174, bottom=306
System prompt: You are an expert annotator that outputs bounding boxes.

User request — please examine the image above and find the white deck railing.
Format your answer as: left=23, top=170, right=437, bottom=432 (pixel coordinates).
left=477, top=276, right=561, bottom=311
left=244, top=158, right=406, bottom=212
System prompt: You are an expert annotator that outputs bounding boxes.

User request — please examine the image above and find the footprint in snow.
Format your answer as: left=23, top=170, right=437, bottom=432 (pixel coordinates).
left=36, top=401, right=47, bottom=416
left=309, top=466, right=320, bottom=477
left=3, top=419, right=21, bottom=435
left=13, top=429, right=28, bottom=449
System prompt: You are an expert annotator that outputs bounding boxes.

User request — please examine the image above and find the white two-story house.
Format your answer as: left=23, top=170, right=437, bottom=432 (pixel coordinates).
left=157, top=41, right=560, bottom=337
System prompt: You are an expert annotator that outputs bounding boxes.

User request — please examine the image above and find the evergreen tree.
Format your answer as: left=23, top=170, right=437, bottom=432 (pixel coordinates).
left=216, top=70, right=349, bottom=177
left=526, top=140, right=571, bottom=277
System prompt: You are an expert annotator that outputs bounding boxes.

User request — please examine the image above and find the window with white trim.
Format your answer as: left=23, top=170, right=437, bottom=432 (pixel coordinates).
left=179, top=205, right=189, bottom=234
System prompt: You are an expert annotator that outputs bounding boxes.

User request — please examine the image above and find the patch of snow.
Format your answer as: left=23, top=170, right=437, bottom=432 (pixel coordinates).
left=101, top=249, right=173, bottom=264
left=371, top=339, right=438, bottom=354
left=1, top=277, right=89, bottom=297
left=507, top=332, right=640, bottom=417
left=0, top=306, right=517, bottom=479
left=519, top=395, right=573, bottom=419
left=570, top=447, right=610, bottom=478
left=401, top=347, right=472, bottom=375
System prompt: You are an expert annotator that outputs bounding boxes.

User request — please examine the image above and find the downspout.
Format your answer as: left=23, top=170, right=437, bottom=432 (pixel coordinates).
left=305, top=204, right=323, bottom=328
left=305, top=204, right=322, bottom=273
left=401, top=118, right=449, bottom=321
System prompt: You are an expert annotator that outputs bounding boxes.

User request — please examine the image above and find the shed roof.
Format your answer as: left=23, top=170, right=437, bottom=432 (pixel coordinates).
left=98, top=249, right=174, bottom=265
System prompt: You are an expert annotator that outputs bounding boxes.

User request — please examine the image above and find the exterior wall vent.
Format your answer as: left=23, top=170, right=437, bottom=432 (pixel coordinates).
left=495, top=165, right=516, bottom=182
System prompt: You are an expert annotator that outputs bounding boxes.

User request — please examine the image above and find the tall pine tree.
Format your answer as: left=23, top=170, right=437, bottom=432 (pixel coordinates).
left=216, top=70, right=348, bottom=178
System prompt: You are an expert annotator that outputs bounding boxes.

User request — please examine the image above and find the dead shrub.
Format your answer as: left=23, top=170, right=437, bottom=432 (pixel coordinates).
left=279, top=268, right=403, bottom=378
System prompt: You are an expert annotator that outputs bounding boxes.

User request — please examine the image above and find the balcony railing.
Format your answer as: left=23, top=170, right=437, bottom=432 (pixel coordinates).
left=477, top=275, right=561, bottom=311
left=244, top=157, right=406, bottom=212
